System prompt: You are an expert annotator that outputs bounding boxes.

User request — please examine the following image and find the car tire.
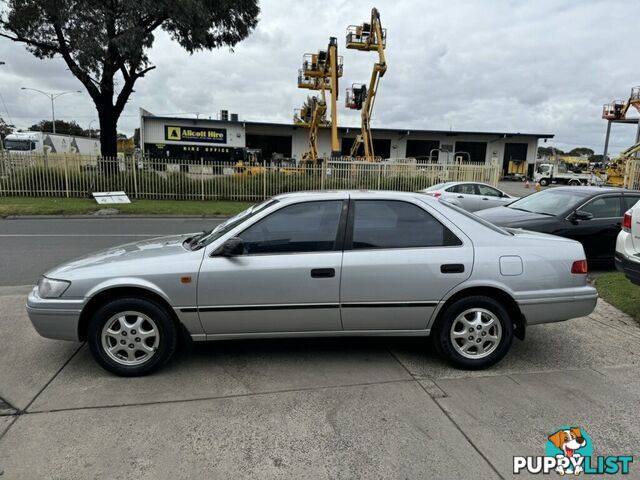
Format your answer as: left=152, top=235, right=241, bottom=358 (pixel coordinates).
left=539, top=178, right=549, bottom=186
left=568, top=180, right=580, bottom=186
left=87, top=297, right=177, bottom=376
left=434, top=295, right=513, bottom=370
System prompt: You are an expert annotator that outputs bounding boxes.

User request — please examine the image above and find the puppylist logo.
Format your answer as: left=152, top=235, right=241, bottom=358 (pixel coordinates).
left=513, top=426, right=633, bottom=475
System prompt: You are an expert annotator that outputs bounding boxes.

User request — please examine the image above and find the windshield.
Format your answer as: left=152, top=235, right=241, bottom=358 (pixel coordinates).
left=4, top=139, right=32, bottom=151
left=536, top=164, right=550, bottom=173
left=190, top=198, right=279, bottom=248
left=507, top=190, right=587, bottom=216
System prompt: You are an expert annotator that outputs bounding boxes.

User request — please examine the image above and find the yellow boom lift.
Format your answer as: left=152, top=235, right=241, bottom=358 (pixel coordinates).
left=601, top=86, right=640, bottom=185
left=345, top=7, right=387, bottom=160
left=296, top=37, right=343, bottom=163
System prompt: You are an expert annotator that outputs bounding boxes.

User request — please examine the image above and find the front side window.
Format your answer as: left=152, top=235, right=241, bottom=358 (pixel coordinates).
left=240, top=200, right=343, bottom=254
left=351, top=200, right=460, bottom=249
left=579, top=196, right=621, bottom=219
left=448, top=184, right=477, bottom=195
left=477, top=185, right=502, bottom=197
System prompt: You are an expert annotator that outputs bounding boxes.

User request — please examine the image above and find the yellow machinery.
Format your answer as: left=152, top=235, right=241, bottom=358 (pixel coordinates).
left=605, top=141, right=640, bottom=186
left=296, top=37, right=343, bottom=164
left=345, top=7, right=387, bottom=160
left=601, top=86, right=640, bottom=185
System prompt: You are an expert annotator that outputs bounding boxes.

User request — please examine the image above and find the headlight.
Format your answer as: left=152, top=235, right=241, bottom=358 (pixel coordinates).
left=37, top=277, right=71, bottom=298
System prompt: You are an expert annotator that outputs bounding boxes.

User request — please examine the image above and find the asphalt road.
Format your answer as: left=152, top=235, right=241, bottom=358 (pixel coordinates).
left=0, top=217, right=225, bottom=286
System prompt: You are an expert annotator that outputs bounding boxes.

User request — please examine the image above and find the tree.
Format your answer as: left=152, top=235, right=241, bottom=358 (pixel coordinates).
left=537, top=146, right=564, bottom=157
left=29, top=119, right=86, bottom=136
left=567, top=147, right=594, bottom=157
left=0, top=116, right=14, bottom=140
left=1, top=0, right=259, bottom=163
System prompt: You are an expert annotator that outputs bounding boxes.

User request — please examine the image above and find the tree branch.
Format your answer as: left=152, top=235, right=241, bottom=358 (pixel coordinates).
left=114, top=65, right=156, bottom=115
left=0, top=31, right=59, bottom=52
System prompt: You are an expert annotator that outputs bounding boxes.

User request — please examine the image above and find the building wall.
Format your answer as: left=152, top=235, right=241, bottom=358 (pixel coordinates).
left=141, top=115, right=543, bottom=170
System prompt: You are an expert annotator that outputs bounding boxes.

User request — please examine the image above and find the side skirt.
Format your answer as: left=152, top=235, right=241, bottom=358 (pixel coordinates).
left=191, top=329, right=431, bottom=342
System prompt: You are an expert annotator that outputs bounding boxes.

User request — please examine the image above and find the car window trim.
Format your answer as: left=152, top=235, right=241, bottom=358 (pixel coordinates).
left=343, top=198, right=462, bottom=251
left=234, top=199, right=349, bottom=256
left=568, top=194, right=624, bottom=221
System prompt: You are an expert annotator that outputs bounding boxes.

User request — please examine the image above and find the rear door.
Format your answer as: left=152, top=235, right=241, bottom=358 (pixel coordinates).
left=444, top=184, right=480, bottom=211
left=339, top=198, right=473, bottom=331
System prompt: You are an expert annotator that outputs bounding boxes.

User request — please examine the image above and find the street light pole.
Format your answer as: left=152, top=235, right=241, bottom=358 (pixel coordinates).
left=20, top=87, right=81, bottom=134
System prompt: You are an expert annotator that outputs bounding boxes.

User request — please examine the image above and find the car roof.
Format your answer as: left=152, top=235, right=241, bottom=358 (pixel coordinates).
left=550, top=186, right=640, bottom=195
left=273, top=190, right=438, bottom=203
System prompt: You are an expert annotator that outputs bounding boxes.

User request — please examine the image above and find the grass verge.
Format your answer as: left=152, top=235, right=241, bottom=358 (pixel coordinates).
left=593, top=271, right=640, bottom=322
left=0, top=197, right=252, bottom=217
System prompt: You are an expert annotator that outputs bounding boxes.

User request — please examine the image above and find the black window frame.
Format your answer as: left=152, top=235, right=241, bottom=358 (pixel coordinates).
left=343, top=199, right=462, bottom=251
left=235, top=199, right=349, bottom=256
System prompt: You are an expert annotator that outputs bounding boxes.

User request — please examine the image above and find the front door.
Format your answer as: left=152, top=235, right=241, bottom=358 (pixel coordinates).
left=197, top=199, right=346, bottom=334
left=340, top=199, right=473, bottom=331
left=559, top=194, right=622, bottom=262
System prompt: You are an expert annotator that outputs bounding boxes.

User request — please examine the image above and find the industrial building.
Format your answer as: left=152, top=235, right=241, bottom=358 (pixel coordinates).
left=140, top=109, right=553, bottom=176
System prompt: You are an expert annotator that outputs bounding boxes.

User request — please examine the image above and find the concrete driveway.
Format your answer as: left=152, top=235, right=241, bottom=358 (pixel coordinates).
left=1, top=285, right=638, bottom=479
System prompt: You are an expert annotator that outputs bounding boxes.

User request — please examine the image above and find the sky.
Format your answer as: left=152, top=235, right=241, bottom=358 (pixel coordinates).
left=0, top=0, right=638, bottom=155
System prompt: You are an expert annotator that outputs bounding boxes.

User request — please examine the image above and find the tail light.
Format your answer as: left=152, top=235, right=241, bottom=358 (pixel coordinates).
left=571, top=260, right=588, bottom=274
left=430, top=192, right=442, bottom=199
left=623, top=209, right=632, bottom=232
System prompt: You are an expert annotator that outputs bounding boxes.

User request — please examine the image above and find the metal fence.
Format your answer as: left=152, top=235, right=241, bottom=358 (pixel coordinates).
left=625, top=159, right=640, bottom=190
left=0, top=153, right=501, bottom=201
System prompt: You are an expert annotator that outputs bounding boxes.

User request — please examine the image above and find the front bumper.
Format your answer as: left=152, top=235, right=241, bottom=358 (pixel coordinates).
left=516, top=286, right=598, bottom=325
left=26, top=286, right=84, bottom=341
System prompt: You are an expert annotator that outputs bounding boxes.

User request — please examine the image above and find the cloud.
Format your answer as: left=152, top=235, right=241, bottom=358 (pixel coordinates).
left=0, top=0, right=638, bottom=154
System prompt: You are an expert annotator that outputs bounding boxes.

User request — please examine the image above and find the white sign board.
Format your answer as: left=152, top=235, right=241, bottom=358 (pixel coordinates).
left=92, top=191, right=131, bottom=204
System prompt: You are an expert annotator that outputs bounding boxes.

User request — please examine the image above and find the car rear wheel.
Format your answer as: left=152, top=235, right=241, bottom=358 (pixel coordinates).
left=539, top=178, right=549, bottom=186
left=568, top=179, right=581, bottom=186
left=434, top=296, right=513, bottom=369
left=88, top=297, right=177, bottom=376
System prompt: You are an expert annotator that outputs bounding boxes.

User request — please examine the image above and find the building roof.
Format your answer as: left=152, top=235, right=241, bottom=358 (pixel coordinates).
left=141, top=112, right=554, bottom=139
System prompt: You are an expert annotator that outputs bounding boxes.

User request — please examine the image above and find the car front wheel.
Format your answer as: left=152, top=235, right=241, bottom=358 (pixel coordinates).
left=434, top=296, right=513, bottom=369
left=87, top=297, right=177, bottom=376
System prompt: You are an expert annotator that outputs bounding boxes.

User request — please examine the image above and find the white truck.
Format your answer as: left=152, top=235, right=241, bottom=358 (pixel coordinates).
left=534, top=163, right=601, bottom=187
left=2, top=131, right=100, bottom=155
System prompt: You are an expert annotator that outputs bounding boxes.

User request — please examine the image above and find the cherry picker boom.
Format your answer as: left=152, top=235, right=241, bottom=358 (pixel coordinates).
left=345, top=7, right=387, bottom=160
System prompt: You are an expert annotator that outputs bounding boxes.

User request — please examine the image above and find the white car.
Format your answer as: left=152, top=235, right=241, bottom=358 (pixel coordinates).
left=615, top=200, right=640, bottom=285
left=422, top=182, right=518, bottom=212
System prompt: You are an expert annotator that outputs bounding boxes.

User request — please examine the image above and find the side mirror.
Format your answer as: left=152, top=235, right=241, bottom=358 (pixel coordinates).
left=572, top=210, right=594, bottom=222
left=212, top=237, right=244, bottom=257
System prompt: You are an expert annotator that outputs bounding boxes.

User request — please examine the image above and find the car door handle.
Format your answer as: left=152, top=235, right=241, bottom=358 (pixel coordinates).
left=441, top=264, right=465, bottom=274
left=482, top=197, right=489, bottom=200
left=457, top=195, right=464, bottom=198
left=311, top=268, right=335, bottom=278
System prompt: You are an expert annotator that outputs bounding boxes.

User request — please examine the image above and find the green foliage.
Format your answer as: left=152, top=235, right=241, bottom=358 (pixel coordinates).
left=29, top=119, right=86, bottom=136
left=567, top=147, right=594, bottom=157
left=0, top=117, right=14, bottom=139
left=537, top=146, right=564, bottom=157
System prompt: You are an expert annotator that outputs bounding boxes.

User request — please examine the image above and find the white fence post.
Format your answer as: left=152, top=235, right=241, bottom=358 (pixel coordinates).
left=200, top=157, right=205, bottom=201
left=131, top=155, right=138, bottom=199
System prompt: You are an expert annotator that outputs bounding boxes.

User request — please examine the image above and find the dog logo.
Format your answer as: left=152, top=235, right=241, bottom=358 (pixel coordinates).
left=546, top=427, right=590, bottom=475
left=514, top=426, right=633, bottom=475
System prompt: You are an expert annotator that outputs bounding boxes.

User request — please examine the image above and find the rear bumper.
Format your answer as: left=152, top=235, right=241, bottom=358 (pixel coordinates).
left=26, top=287, right=83, bottom=341
left=516, top=286, right=598, bottom=325
left=615, top=252, right=640, bottom=286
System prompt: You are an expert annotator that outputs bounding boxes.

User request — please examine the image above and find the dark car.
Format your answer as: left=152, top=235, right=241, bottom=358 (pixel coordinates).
left=475, top=187, right=640, bottom=265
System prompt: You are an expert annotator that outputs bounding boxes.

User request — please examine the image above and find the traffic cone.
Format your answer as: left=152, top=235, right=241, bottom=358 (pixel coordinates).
left=525, top=180, right=530, bottom=189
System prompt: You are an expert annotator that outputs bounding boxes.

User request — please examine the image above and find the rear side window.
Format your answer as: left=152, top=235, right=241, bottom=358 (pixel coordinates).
left=623, top=195, right=640, bottom=211
left=350, top=200, right=461, bottom=249
left=579, top=196, right=621, bottom=219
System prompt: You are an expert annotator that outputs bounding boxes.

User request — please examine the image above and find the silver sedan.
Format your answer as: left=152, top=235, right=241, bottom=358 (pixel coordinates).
left=27, top=191, right=597, bottom=376
left=422, top=181, right=518, bottom=211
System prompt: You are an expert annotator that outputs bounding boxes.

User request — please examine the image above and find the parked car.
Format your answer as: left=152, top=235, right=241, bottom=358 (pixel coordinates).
left=476, top=187, right=640, bottom=265
left=615, top=199, right=640, bottom=284
left=421, top=182, right=518, bottom=211
left=27, top=191, right=597, bottom=376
